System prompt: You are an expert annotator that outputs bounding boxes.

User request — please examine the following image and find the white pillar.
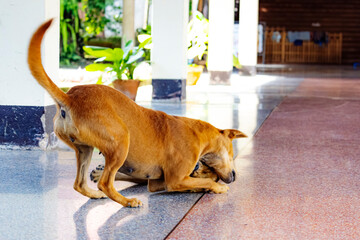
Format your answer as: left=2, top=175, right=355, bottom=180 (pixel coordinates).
left=0, top=0, right=59, bottom=147
left=238, top=0, right=259, bottom=75
left=207, top=0, right=234, bottom=85
left=0, top=0, right=59, bottom=106
left=123, top=0, right=135, bottom=45
left=151, top=0, right=188, bottom=101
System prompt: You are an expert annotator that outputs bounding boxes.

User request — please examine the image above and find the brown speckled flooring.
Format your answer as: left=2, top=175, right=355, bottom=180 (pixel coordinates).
left=168, top=76, right=360, bottom=239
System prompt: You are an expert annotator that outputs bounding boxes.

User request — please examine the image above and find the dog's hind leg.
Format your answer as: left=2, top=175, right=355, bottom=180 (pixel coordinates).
left=73, top=145, right=107, bottom=199
left=97, top=133, right=142, bottom=207
left=98, top=156, right=143, bottom=207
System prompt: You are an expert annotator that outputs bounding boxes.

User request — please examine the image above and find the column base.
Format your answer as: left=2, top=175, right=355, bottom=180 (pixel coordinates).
left=0, top=105, right=56, bottom=149
left=209, top=71, right=232, bottom=85
left=152, top=79, right=186, bottom=102
left=238, top=65, right=257, bottom=76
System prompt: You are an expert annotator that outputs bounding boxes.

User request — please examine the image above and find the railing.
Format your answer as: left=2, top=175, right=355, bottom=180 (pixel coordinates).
left=264, top=28, right=342, bottom=64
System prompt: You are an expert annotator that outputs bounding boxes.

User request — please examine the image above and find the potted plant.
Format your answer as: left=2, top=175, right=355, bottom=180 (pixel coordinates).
left=83, top=40, right=145, bottom=100
left=187, top=11, right=209, bottom=85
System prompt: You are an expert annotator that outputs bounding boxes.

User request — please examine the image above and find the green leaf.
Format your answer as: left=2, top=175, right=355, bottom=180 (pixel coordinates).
left=113, top=48, right=124, bottom=62
left=83, top=46, right=115, bottom=61
left=118, top=65, right=127, bottom=79
left=123, top=40, right=133, bottom=58
left=67, top=24, right=77, bottom=50
left=96, top=75, right=103, bottom=84
left=83, top=45, right=109, bottom=51
left=60, top=0, right=64, bottom=20
left=127, top=49, right=144, bottom=64
left=60, top=22, right=68, bottom=52
left=233, top=54, right=242, bottom=69
left=94, top=57, right=107, bottom=63
left=138, top=37, right=152, bottom=49
left=138, top=34, right=151, bottom=43
left=74, top=15, right=79, bottom=33
left=85, top=63, right=113, bottom=72
left=125, top=40, right=133, bottom=48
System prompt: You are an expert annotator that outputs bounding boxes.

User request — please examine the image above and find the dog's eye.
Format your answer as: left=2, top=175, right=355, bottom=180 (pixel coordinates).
left=193, top=162, right=200, bottom=172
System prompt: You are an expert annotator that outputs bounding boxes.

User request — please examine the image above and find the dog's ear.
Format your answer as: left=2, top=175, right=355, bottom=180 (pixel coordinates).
left=221, top=129, right=247, bottom=139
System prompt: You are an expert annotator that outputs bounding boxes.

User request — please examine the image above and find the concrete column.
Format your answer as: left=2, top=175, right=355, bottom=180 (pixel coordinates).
left=238, top=0, right=259, bottom=75
left=151, top=0, right=188, bottom=101
left=0, top=0, right=59, bottom=148
left=207, top=0, right=234, bottom=85
left=134, top=0, right=147, bottom=30
left=123, top=0, right=135, bottom=45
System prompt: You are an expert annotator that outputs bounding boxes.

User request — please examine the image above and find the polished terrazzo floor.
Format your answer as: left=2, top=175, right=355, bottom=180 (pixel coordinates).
left=1, top=65, right=359, bottom=239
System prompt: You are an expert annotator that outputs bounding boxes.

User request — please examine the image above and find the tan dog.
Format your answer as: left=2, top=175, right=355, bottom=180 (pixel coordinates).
left=28, top=20, right=247, bottom=207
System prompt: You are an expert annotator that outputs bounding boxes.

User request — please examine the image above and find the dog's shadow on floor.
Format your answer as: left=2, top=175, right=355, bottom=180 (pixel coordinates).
left=73, top=184, right=203, bottom=240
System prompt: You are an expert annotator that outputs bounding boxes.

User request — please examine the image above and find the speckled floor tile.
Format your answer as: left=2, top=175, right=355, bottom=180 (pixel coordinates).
left=168, top=77, right=360, bottom=239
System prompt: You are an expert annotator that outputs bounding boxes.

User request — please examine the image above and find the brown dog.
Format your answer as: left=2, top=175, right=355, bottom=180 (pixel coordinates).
left=28, top=19, right=247, bottom=207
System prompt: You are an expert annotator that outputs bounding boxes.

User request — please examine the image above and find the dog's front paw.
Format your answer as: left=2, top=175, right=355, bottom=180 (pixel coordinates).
left=211, top=183, right=229, bottom=194
left=90, top=164, right=104, bottom=183
left=126, top=198, right=143, bottom=208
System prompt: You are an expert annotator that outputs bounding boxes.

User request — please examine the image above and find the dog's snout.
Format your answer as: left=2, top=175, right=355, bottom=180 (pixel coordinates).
left=221, top=170, right=236, bottom=184
left=232, top=170, right=236, bottom=181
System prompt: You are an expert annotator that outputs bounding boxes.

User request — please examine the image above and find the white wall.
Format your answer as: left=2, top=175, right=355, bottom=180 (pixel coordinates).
left=0, top=0, right=59, bottom=106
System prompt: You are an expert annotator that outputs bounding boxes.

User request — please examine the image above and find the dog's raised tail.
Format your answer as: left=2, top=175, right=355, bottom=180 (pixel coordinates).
left=28, top=19, right=69, bottom=106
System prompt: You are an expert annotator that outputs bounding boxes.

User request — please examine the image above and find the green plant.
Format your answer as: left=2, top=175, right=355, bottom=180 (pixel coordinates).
left=137, top=34, right=152, bottom=62
left=136, top=25, right=151, bottom=36
left=83, top=40, right=145, bottom=81
left=136, top=25, right=152, bottom=61
left=81, top=0, right=122, bottom=39
left=81, top=0, right=109, bottom=39
left=60, top=0, right=82, bottom=66
left=187, top=11, right=209, bottom=60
